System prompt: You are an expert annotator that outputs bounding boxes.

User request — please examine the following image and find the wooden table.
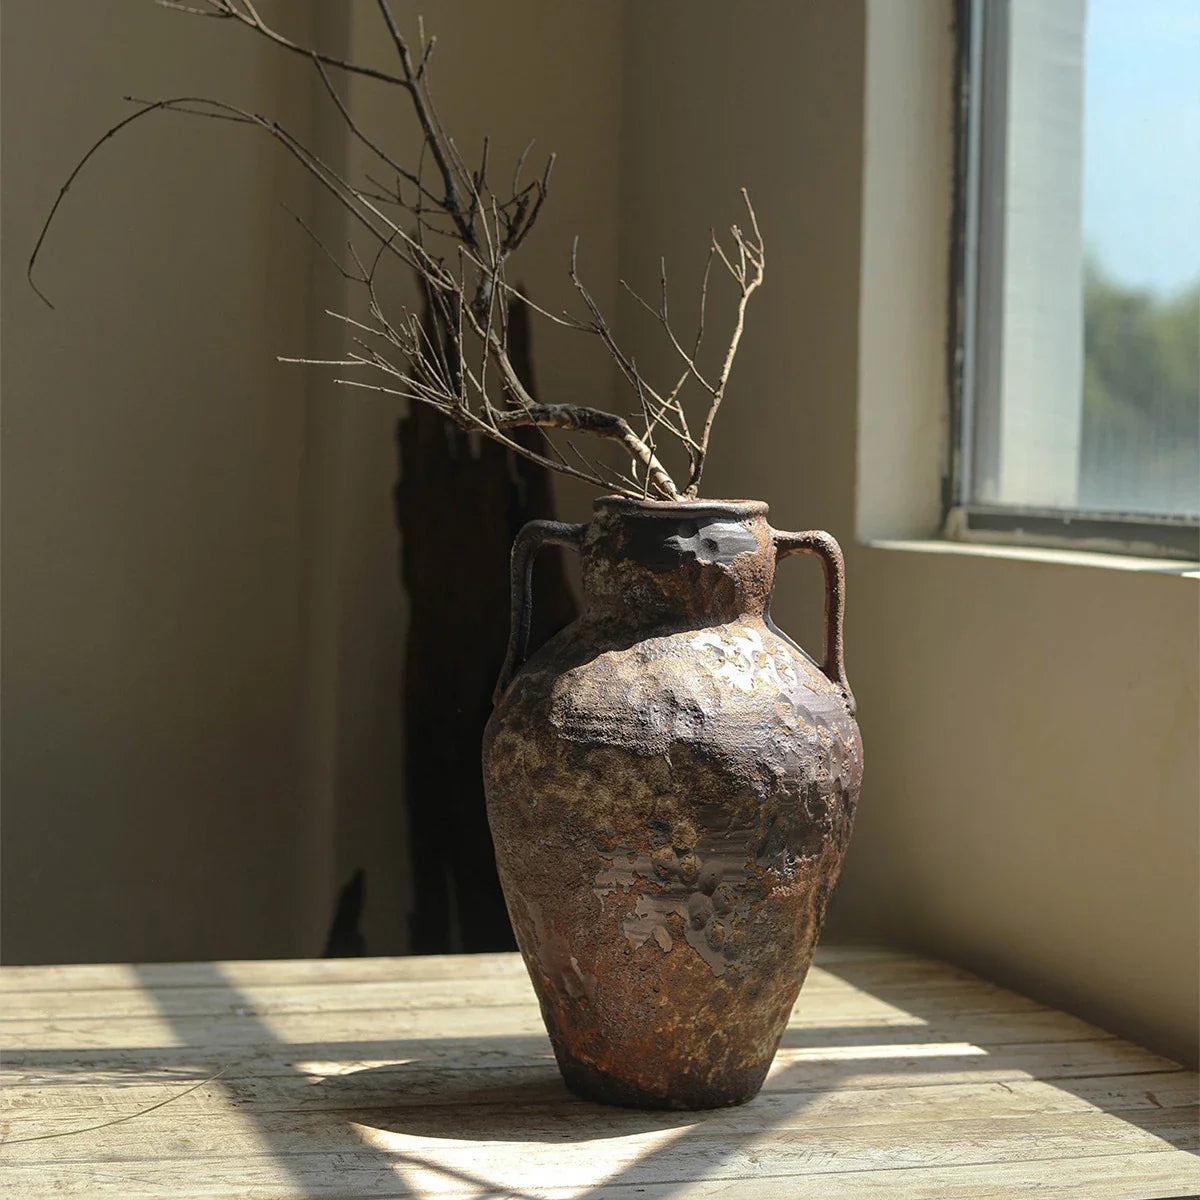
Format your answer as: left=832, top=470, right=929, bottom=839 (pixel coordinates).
left=2, top=946, right=1197, bottom=1198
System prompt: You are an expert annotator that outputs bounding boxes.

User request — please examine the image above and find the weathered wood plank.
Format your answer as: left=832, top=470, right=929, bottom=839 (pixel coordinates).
left=1, top=1111, right=1196, bottom=1191
left=0, top=955, right=1003, bottom=1022
left=0, top=944, right=909, bottom=994
left=0, top=954, right=528, bottom=995
left=6, top=1150, right=1198, bottom=1200
left=0, top=983, right=1047, bottom=1055
left=0, top=951, right=970, bottom=1000
left=0, top=970, right=1034, bottom=1024
left=0, top=1006, right=1127, bottom=1094
left=0, top=1041, right=1180, bottom=1113
left=3, top=1070, right=1194, bottom=1146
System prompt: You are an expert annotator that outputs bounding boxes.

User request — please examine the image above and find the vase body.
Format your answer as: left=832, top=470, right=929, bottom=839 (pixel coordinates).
left=482, top=497, right=862, bottom=1109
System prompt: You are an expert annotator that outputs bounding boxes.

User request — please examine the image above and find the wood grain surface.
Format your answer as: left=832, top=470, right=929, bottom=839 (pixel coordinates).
left=2, top=946, right=1197, bottom=1198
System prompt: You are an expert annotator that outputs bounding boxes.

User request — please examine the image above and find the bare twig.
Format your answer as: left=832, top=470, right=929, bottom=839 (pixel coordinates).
left=32, top=8, right=765, bottom=501
left=0, top=1068, right=227, bottom=1145
left=684, top=190, right=764, bottom=496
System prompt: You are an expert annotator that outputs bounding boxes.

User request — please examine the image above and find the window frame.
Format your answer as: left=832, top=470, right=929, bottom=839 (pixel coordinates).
left=945, top=0, right=1200, bottom=562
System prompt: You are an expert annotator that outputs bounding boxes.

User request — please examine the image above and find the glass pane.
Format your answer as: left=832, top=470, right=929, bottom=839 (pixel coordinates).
left=971, top=0, right=1199, bottom=519
left=1078, top=0, right=1199, bottom=516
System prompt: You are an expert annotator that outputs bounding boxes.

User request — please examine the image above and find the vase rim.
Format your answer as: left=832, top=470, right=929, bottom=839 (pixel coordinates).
left=594, top=495, right=768, bottom=518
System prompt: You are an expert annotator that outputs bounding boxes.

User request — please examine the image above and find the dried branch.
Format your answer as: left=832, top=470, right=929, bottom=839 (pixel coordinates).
left=29, top=6, right=766, bottom=501
left=685, top=190, right=764, bottom=496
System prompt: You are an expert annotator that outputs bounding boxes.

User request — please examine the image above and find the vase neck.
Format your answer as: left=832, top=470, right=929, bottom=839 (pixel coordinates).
left=579, top=499, right=775, bottom=628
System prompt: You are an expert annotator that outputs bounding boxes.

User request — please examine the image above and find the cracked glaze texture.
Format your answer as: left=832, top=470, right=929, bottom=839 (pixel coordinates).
left=483, top=498, right=862, bottom=1109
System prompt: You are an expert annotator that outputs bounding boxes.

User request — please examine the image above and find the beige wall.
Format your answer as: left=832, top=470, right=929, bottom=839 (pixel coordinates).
left=619, top=0, right=1198, bottom=1065
left=847, top=546, right=1198, bottom=1064
left=2, top=0, right=333, bottom=962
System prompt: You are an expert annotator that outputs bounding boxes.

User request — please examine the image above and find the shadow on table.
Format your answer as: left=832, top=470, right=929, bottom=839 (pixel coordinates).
left=9, top=955, right=1192, bottom=1199
left=311, top=1065, right=702, bottom=1142
left=806, top=954, right=1195, bottom=1146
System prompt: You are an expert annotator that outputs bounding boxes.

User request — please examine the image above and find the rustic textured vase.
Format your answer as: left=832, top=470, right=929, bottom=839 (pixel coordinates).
left=483, top=497, right=862, bottom=1109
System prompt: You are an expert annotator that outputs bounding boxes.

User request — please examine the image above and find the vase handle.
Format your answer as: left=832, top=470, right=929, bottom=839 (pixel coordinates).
left=771, top=529, right=855, bottom=716
left=495, top=519, right=587, bottom=705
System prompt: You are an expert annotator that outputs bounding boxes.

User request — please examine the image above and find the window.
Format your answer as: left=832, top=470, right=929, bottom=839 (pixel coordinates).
left=950, top=0, right=1199, bottom=558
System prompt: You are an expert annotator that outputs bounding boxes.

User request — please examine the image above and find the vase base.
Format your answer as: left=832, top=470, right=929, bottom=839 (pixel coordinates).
left=557, top=1051, right=769, bottom=1111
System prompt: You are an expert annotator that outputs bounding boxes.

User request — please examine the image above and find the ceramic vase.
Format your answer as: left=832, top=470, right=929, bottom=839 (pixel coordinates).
left=483, top=497, right=862, bottom=1109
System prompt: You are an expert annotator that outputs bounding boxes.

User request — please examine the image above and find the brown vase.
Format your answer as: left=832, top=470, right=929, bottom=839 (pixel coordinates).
left=482, top=497, right=862, bottom=1109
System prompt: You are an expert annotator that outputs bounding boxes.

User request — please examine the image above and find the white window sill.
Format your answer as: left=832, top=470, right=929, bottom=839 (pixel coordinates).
left=864, top=537, right=1200, bottom=578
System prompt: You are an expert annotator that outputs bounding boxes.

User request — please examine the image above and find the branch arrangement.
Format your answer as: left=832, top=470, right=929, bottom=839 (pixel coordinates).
left=30, top=0, right=765, bottom=501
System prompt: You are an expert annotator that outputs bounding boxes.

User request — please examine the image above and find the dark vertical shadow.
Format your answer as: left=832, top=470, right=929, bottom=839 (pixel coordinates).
left=396, top=294, right=576, bottom=957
